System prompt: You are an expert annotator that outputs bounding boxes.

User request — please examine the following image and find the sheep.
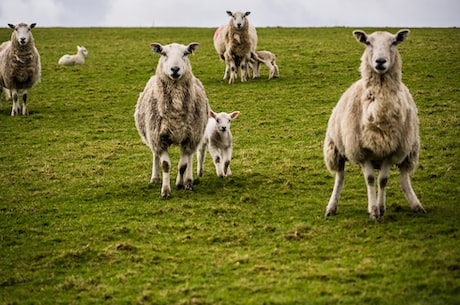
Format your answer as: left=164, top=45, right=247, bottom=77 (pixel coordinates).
left=0, top=23, right=41, bottom=116
left=134, top=42, right=209, bottom=199
left=251, top=50, right=279, bottom=80
left=197, top=110, right=240, bottom=178
left=214, top=11, right=257, bottom=84
left=323, top=29, right=426, bottom=219
left=58, top=45, right=89, bottom=65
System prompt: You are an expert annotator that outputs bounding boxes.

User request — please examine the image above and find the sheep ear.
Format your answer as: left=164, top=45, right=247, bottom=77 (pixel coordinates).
left=230, top=111, right=240, bottom=120
left=209, top=110, right=217, bottom=119
left=30, top=23, right=36, bottom=29
left=244, top=12, right=251, bottom=17
left=226, top=11, right=233, bottom=17
left=8, top=24, right=14, bottom=29
left=150, top=43, right=163, bottom=55
left=353, top=30, right=368, bottom=45
left=185, top=43, right=199, bottom=56
left=393, top=29, right=410, bottom=46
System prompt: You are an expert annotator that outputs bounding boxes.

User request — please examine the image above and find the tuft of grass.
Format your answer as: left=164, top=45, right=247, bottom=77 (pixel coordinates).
left=0, top=27, right=459, bottom=305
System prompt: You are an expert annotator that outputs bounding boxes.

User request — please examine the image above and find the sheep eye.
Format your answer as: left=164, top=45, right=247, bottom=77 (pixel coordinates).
left=216, top=119, right=220, bottom=123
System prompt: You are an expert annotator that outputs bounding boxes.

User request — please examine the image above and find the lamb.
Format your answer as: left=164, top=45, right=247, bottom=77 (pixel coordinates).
left=197, top=110, right=240, bottom=178
left=214, top=11, right=257, bottom=84
left=134, top=42, right=209, bottom=199
left=58, top=45, right=89, bottom=65
left=251, top=50, right=279, bottom=80
left=323, top=29, right=426, bottom=219
left=0, top=23, right=41, bottom=116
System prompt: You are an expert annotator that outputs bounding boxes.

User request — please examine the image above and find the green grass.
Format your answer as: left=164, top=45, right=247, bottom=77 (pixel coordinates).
left=0, top=27, right=459, bottom=304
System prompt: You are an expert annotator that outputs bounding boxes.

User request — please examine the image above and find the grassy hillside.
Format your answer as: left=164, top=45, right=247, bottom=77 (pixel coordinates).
left=0, top=27, right=459, bottom=304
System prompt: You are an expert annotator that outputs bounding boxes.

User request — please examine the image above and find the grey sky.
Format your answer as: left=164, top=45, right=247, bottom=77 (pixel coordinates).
left=0, top=0, right=458, bottom=28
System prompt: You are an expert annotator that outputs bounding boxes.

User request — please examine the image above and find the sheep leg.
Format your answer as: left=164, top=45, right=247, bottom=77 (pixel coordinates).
left=400, top=169, right=426, bottom=213
left=22, top=90, right=28, bottom=116
left=223, top=64, right=229, bottom=80
left=325, top=159, right=345, bottom=216
left=196, top=141, right=207, bottom=177
left=240, top=58, right=249, bottom=82
left=0, top=86, right=3, bottom=108
left=362, top=161, right=379, bottom=218
left=377, top=160, right=393, bottom=217
left=208, top=144, right=224, bottom=178
left=224, top=51, right=237, bottom=84
left=150, top=154, right=160, bottom=184
left=222, top=147, right=233, bottom=177
left=176, top=151, right=193, bottom=191
left=273, top=63, right=280, bottom=78
left=159, top=151, right=171, bottom=199
left=11, top=89, right=20, bottom=116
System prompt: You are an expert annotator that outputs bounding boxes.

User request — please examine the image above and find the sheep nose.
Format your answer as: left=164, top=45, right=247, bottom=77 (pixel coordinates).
left=375, top=58, right=387, bottom=70
left=237, top=23, right=242, bottom=28
left=171, top=66, right=180, bottom=74
left=20, top=37, right=26, bottom=44
left=220, top=126, right=227, bottom=131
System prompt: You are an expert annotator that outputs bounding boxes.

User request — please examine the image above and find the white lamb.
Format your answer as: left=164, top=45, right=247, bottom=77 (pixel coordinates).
left=197, top=110, right=240, bottom=178
left=214, top=11, right=258, bottom=84
left=0, top=22, right=41, bottom=116
left=251, top=50, right=279, bottom=80
left=58, top=46, right=89, bottom=65
left=134, top=42, right=209, bottom=199
left=324, top=29, right=426, bottom=218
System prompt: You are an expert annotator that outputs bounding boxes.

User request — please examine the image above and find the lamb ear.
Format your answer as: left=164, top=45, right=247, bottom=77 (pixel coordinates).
left=393, top=29, right=410, bottom=46
left=150, top=43, right=163, bottom=55
left=230, top=111, right=240, bottom=120
left=353, top=30, right=368, bottom=45
left=209, top=110, right=217, bottom=119
left=30, top=23, right=36, bottom=29
left=185, top=43, right=199, bottom=55
left=8, top=24, right=14, bottom=29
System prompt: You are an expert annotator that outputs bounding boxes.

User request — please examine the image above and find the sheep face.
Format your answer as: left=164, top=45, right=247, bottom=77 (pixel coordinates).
left=78, top=46, right=89, bottom=57
left=150, top=42, right=199, bottom=80
left=8, top=23, right=36, bottom=47
left=210, top=110, right=240, bottom=133
left=226, top=11, right=250, bottom=30
left=354, top=29, right=409, bottom=75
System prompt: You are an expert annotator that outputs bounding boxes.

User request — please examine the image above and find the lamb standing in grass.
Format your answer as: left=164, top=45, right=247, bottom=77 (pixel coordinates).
left=214, top=11, right=257, bottom=84
left=323, top=29, right=426, bottom=218
left=197, top=110, right=239, bottom=178
left=251, top=50, right=279, bottom=80
left=58, top=46, right=89, bottom=65
left=0, top=23, right=41, bottom=116
left=134, top=42, right=209, bottom=199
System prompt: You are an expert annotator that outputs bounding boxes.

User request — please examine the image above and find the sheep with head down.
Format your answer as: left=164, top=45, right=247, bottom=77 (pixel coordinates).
left=134, top=42, right=209, bottom=199
left=0, top=22, right=41, bottom=116
left=324, top=29, right=426, bottom=218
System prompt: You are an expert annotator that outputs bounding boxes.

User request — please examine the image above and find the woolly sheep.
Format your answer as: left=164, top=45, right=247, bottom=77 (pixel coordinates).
left=251, top=50, right=279, bottom=80
left=0, top=23, right=41, bottom=116
left=214, top=11, right=258, bottom=84
left=197, top=110, right=240, bottom=178
left=58, top=45, right=89, bottom=65
left=323, top=29, right=426, bottom=218
left=134, top=42, right=209, bottom=199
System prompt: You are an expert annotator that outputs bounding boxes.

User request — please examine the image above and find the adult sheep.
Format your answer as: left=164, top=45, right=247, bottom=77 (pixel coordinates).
left=323, top=29, right=426, bottom=219
left=134, top=42, right=209, bottom=199
left=214, top=11, right=257, bottom=84
left=0, top=23, right=41, bottom=116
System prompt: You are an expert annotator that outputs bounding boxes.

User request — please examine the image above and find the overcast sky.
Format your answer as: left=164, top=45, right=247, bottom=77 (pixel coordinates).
left=0, top=0, right=458, bottom=28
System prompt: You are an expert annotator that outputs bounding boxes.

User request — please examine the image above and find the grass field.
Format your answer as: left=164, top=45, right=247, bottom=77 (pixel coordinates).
left=0, top=27, right=459, bottom=304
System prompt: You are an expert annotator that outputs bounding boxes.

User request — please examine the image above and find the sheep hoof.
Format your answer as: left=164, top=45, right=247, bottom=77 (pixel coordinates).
left=176, top=183, right=184, bottom=190
left=161, top=189, right=171, bottom=199
left=150, top=178, right=160, bottom=184
left=412, top=205, right=426, bottom=214
left=184, top=180, right=193, bottom=191
left=325, top=208, right=337, bottom=217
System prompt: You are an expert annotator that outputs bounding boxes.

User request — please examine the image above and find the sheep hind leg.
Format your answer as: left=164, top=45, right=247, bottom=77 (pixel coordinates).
left=22, top=90, right=28, bottom=115
left=149, top=154, right=160, bottom=184
left=362, top=161, right=379, bottom=218
left=325, top=158, right=345, bottom=217
left=11, top=89, right=20, bottom=116
left=400, top=169, right=426, bottom=214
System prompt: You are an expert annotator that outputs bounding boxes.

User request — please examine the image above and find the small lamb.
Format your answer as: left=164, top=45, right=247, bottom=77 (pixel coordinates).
left=197, top=110, right=240, bottom=178
left=251, top=50, right=279, bottom=80
left=58, top=46, right=88, bottom=65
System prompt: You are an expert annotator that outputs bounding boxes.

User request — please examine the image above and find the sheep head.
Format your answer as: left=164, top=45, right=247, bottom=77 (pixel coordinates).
left=226, top=11, right=251, bottom=30
left=354, top=29, right=409, bottom=75
left=210, top=110, right=240, bottom=133
left=150, top=42, right=199, bottom=81
left=8, top=22, right=36, bottom=47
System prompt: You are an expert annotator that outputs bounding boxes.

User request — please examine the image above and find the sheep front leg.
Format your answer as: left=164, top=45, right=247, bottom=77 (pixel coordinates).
left=196, top=141, right=207, bottom=177
left=362, top=161, right=379, bottom=218
left=222, top=146, right=233, bottom=177
left=376, top=160, right=392, bottom=217
left=11, top=89, right=20, bottom=116
left=22, top=90, right=28, bottom=116
left=159, top=151, right=171, bottom=199
left=325, top=159, right=345, bottom=216
left=149, top=153, right=160, bottom=184
left=224, top=51, right=237, bottom=84
left=176, top=152, right=194, bottom=190
left=208, top=144, right=224, bottom=177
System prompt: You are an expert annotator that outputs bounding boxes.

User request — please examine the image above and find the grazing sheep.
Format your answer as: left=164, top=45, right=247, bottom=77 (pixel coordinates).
left=251, top=50, right=279, bottom=80
left=214, top=11, right=257, bottom=84
left=134, top=42, right=209, bottom=199
left=0, top=23, right=41, bottom=116
left=197, top=110, right=240, bottom=178
left=58, top=45, right=89, bottom=65
left=323, top=29, right=426, bottom=218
